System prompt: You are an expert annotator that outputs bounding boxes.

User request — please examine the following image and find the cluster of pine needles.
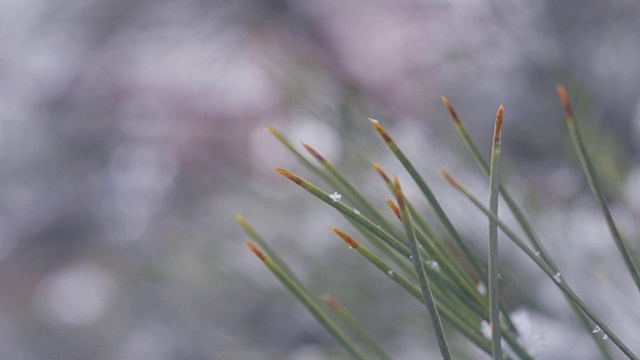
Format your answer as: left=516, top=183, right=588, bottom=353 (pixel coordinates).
left=237, top=87, right=640, bottom=359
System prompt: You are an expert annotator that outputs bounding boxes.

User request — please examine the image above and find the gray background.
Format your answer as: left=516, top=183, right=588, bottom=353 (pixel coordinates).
left=2, top=0, right=640, bottom=359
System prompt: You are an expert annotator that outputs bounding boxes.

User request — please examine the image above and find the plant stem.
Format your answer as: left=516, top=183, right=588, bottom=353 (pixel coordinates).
left=376, top=164, right=480, bottom=293
left=557, top=85, right=640, bottom=294
left=442, top=95, right=614, bottom=359
left=302, top=142, right=404, bottom=240
left=441, top=170, right=639, bottom=360
left=394, top=177, right=452, bottom=360
left=331, top=228, right=530, bottom=360
left=370, top=119, right=486, bottom=281
left=371, top=122, right=519, bottom=336
left=323, top=294, right=393, bottom=360
left=276, top=168, right=411, bottom=258
left=246, top=241, right=369, bottom=360
left=488, top=106, right=504, bottom=359
left=268, top=129, right=413, bottom=278
left=236, top=214, right=302, bottom=286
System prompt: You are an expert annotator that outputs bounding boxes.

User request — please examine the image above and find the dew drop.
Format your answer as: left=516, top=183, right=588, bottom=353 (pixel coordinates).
left=602, top=334, right=608, bottom=340
left=386, top=270, right=394, bottom=277
left=476, top=282, right=487, bottom=295
left=427, top=260, right=441, bottom=272
left=408, top=255, right=413, bottom=260
left=480, top=320, right=491, bottom=340
left=553, top=272, right=562, bottom=283
left=497, top=273, right=502, bottom=280
left=353, top=208, right=360, bottom=215
left=348, top=246, right=353, bottom=250
left=592, top=325, right=601, bottom=333
left=534, top=251, right=541, bottom=257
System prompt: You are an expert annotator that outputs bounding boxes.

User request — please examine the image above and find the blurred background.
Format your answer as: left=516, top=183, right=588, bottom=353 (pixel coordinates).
left=2, top=0, right=640, bottom=359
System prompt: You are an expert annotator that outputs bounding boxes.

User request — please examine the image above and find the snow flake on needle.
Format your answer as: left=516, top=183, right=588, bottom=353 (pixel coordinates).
left=329, top=192, right=342, bottom=203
